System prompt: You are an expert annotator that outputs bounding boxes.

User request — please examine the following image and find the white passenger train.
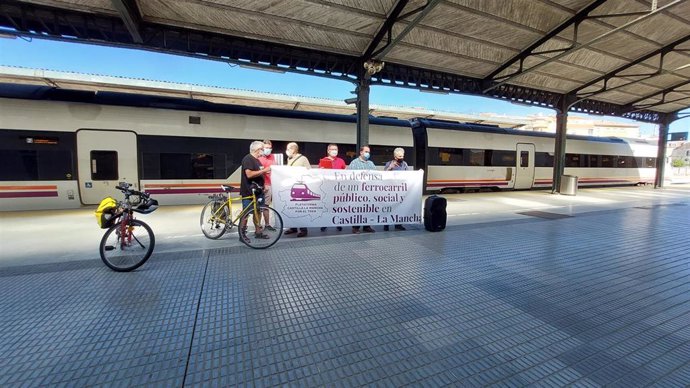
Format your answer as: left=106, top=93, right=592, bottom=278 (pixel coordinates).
left=0, top=89, right=658, bottom=211
left=412, top=119, right=658, bottom=192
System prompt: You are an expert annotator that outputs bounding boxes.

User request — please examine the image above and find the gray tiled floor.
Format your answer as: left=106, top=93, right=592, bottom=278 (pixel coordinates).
left=1, top=203, right=689, bottom=387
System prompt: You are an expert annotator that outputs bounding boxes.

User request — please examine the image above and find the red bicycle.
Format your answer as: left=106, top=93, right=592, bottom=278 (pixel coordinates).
left=98, top=183, right=159, bottom=272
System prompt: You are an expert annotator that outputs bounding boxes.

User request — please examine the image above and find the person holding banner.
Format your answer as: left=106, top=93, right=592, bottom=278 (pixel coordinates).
left=284, top=142, right=311, bottom=237
left=347, top=145, right=376, bottom=234
left=258, top=139, right=277, bottom=232
left=383, top=147, right=409, bottom=231
left=318, top=144, right=347, bottom=170
left=319, top=144, right=346, bottom=232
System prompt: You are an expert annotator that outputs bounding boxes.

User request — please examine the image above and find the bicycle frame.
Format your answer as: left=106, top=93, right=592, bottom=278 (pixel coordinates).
left=211, top=190, right=262, bottom=226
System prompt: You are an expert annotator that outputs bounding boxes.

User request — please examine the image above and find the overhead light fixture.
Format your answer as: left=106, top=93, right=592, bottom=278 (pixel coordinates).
left=420, top=88, right=449, bottom=95
left=238, top=63, right=286, bottom=73
left=363, top=60, right=384, bottom=75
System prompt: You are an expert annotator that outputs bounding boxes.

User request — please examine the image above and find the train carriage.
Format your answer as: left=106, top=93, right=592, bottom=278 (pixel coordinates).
left=0, top=92, right=412, bottom=211
left=0, top=86, right=659, bottom=211
left=412, top=118, right=657, bottom=193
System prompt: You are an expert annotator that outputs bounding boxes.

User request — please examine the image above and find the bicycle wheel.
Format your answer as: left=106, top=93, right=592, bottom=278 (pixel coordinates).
left=100, top=219, right=155, bottom=272
left=238, top=205, right=283, bottom=249
left=200, top=200, right=230, bottom=239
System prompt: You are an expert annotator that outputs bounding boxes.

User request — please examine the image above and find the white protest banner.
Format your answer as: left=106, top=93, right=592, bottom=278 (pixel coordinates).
left=271, top=166, right=423, bottom=228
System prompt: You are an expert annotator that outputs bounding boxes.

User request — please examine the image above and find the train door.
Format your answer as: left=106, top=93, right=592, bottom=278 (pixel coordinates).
left=77, top=129, right=139, bottom=205
left=514, top=143, right=535, bottom=189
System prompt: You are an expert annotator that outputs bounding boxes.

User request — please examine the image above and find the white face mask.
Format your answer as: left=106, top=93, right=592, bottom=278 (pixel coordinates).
left=328, top=150, right=338, bottom=157
left=285, top=150, right=293, bottom=158
left=263, top=148, right=272, bottom=156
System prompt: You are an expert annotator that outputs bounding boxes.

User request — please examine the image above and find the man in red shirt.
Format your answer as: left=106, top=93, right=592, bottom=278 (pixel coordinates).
left=258, top=139, right=277, bottom=231
left=318, top=143, right=347, bottom=170
left=319, top=143, right=346, bottom=232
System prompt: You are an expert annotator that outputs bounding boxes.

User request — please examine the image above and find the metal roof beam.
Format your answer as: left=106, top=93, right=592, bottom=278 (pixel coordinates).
left=627, top=79, right=690, bottom=107
left=362, top=0, right=410, bottom=60
left=484, top=0, right=684, bottom=93
left=569, top=34, right=690, bottom=99
left=370, top=0, right=442, bottom=60
left=363, top=0, right=442, bottom=61
left=483, top=0, right=607, bottom=87
left=110, top=0, right=143, bottom=44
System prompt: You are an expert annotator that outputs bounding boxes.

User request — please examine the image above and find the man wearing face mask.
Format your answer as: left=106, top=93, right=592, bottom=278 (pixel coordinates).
left=318, top=144, right=347, bottom=169
left=384, top=147, right=409, bottom=231
left=347, top=145, right=376, bottom=234
left=318, top=144, right=346, bottom=232
left=284, top=142, right=311, bottom=237
left=239, top=141, right=271, bottom=244
left=258, top=139, right=277, bottom=232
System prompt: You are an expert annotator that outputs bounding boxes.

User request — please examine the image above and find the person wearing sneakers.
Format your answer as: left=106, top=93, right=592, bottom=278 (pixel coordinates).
left=258, top=139, right=277, bottom=233
left=239, top=141, right=271, bottom=244
left=384, top=147, right=409, bottom=231
left=284, top=142, right=311, bottom=238
left=347, top=145, right=376, bottom=234
left=318, top=143, right=346, bottom=232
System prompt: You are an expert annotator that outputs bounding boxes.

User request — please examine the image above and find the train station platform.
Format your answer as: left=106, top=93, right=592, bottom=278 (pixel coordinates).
left=1, top=185, right=689, bottom=386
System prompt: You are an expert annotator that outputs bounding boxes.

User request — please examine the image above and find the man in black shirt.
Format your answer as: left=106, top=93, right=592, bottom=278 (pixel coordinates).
left=239, top=141, right=271, bottom=243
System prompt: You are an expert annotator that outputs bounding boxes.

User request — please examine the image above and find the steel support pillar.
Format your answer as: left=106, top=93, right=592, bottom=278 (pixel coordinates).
left=356, top=75, right=371, bottom=151
left=552, top=96, right=571, bottom=193
left=654, top=117, right=671, bottom=188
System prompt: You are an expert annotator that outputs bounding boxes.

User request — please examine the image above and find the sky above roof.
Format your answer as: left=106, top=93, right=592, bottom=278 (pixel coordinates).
left=1, top=37, right=688, bottom=137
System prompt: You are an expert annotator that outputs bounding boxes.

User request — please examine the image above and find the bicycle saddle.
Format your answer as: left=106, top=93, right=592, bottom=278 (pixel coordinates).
left=221, top=185, right=235, bottom=192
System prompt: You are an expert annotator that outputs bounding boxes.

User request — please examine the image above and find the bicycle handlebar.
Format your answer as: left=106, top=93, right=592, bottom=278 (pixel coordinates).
left=115, top=184, right=150, bottom=199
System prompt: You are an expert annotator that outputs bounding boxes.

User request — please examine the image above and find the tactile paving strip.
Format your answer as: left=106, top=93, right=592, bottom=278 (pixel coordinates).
left=1, top=205, right=689, bottom=387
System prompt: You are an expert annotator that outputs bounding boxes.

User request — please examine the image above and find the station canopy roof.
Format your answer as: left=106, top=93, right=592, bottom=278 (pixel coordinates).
left=1, top=0, right=690, bottom=124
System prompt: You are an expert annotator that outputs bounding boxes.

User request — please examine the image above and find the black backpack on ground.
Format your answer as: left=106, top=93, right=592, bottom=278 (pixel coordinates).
left=424, top=195, right=447, bottom=232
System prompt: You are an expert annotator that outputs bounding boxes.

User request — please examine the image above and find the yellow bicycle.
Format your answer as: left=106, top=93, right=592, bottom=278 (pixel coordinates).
left=200, top=183, right=283, bottom=249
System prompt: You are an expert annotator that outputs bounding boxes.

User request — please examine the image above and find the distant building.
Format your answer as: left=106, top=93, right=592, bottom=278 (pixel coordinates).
left=670, top=142, right=690, bottom=165
left=520, top=114, right=641, bottom=138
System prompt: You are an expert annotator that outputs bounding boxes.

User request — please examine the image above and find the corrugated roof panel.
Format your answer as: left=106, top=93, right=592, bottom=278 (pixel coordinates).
left=140, top=0, right=371, bottom=55
left=4, top=0, right=689, bottom=119
left=320, top=0, right=396, bottom=16
left=446, top=0, right=570, bottom=31
left=394, top=26, right=515, bottom=64
left=23, top=0, right=116, bottom=13
left=384, top=49, right=493, bottom=79
left=425, top=4, right=542, bottom=49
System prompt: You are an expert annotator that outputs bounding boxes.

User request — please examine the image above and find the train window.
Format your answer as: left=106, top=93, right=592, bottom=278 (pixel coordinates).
left=38, top=150, right=74, bottom=180
left=488, top=150, right=516, bottom=167
left=625, top=156, right=644, bottom=168
left=535, top=152, right=554, bottom=167
left=468, top=149, right=484, bottom=166
left=90, top=151, right=118, bottom=180
left=429, top=147, right=463, bottom=166
left=156, top=153, right=220, bottom=179
left=617, top=156, right=637, bottom=168
left=0, top=130, right=76, bottom=181
left=0, top=150, right=38, bottom=181
left=600, top=155, right=614, bottom=167
left=588, top=154, right=599, bottom=167
left=139, top=135, right=246, bottom=179
left=643, top=157, right=656, bottom=168
left=192, top=154, right=215, bottom=178
left=566, top=153, right=584, bottom=167
left=520, top=151, right=528, bottom=167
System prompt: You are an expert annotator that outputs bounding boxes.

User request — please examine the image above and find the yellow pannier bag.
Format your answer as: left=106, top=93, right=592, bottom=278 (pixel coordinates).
left=95, top=197, right=118, bottom=228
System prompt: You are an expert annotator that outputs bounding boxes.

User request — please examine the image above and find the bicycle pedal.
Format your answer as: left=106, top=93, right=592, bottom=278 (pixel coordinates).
left=104, top=246, right=115, bottom=251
